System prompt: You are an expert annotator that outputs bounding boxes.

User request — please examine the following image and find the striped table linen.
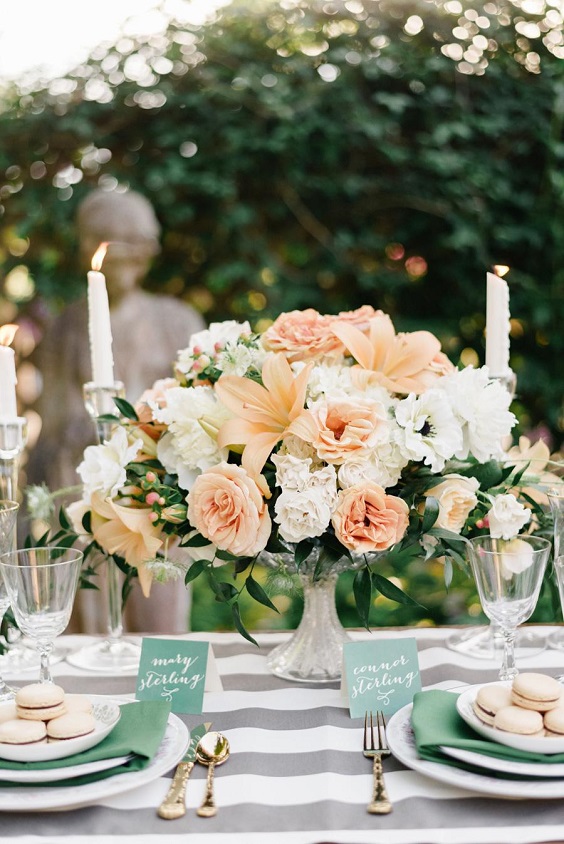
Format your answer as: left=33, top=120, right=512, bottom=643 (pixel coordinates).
left=2, top=627, right=564, bottom=844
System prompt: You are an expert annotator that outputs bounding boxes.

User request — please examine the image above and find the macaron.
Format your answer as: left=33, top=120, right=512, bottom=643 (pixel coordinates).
left=0, top=718, right=47, bottom=745
left=473, top=685, right=513, bottom=726
left=15, top=683, right=67, bottom=721
left=46, top=712, right=96, bottom=741
left=544, top=708, right=564, bottom=737
left=511, top=673, right=562, bottom=712
left=494, top=705, right=544, bottom=736
left=64, top=695, right=93, bottom=715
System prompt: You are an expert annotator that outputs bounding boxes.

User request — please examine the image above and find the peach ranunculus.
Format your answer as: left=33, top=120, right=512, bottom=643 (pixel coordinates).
left=216, top=352, right=312, bottom=480
left=330, top=312, right=451, bottom=394
left=289, top=398, right=389, bottom=465
left=334, top=305, right=383, bottom=330
left=423, top=474, right=480, bottom=534
left=261, top=308, right=344, bottom=362
left=186, top=462, right=271, bottom=557
left=88, top=492, right=163, bottom=597
left=332, top=482, right=409, bottom=553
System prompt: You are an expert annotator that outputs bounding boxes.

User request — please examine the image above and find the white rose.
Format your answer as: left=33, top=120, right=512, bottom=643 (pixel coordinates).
left=424, top=474, right=480, bottom=534
left=487, top=494, right=531, bottom=540
left=499, top=537, right=535, bottom=579
left=275, top=487, right=333, bottom=543
left=77, top=426, right=142, bottom=502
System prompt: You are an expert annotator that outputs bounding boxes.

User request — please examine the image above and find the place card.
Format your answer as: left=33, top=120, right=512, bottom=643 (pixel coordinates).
left=341, top=638, right=421, bottom=719
left=135, top=637, right=223, bottom=714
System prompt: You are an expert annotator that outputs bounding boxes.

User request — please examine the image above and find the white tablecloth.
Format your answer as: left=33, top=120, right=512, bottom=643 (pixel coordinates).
left=2, top=627, right=564, bottom=844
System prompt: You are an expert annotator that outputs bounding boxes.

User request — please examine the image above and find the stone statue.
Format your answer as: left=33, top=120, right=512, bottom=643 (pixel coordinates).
left=27, top=188, right=206, bottom=633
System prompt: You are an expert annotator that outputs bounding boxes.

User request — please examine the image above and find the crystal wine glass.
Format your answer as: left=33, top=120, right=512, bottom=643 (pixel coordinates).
left=467, top=534, right=550, bottom=680
left=0, top=547, right=83, bottom=684
left=0, top=500, right=19, bottom=701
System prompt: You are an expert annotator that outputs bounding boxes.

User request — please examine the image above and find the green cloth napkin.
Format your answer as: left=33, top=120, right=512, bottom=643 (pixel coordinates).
left=0, top=700, right=171, bottom=787
left=412, top=690, right=564, bottom=771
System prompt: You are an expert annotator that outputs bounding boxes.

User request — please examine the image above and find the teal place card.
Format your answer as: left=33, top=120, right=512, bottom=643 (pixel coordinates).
left=136, top=638, right=221, bottom=714
left=342, top=638, right=422, bottom=719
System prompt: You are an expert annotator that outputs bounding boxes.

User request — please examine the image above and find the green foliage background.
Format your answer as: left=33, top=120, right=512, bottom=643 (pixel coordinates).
left=1, top=0, right=564, bottom=629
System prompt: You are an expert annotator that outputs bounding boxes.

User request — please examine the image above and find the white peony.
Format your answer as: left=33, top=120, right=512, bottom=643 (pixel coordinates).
left=272, top=453, right=314, bottom=491
left=438, top=366, right=516, bottom=463
left=487, top=493, right=531, bottom=540
left=77, top=426, right=142, bottom=503
left=154, top=385, right=230, bottom=489
left=395, top=389, right=462, bottom=473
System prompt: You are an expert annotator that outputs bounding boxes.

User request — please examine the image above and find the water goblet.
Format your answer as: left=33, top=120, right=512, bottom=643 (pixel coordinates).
left=467, top=535, right=551, bottom=680
left=0, top=500, right=19, bottom=701
left=0, top=547, right=83, bottom=684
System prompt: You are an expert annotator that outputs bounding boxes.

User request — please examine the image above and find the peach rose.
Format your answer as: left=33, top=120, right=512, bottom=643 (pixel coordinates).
left=335, top=305, right=383, bottom=330
left=423, top=474, right=480, bottom=534
left=262, top=308, right=344, bottom=362
left=290, top=398, right=388, bottom=464
left=186, top=462, right=271, bottom=557
left=332, top=482, right=409, bottom=553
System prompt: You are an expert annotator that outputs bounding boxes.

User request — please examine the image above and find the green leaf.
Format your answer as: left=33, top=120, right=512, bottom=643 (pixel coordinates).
left=231, top=602, right=258, bottom=647
left=185, top=559, right=207, bottom=583
left=421, top=496, right=439, bottom=533
left=209, top=577, right=238, bottom=603
left=58, top=506, right=71, bottom=531
left=215, top=549, right=238, bottom=562
left=443, top=556, right=454, bottom=590
left=353, top=567, right=372, bottom=629
left=181, top=533, right=212, bottom=548
left=245, top=573, right=279, bottom=612
left=113, top=397, right=139, bottom=420
left=372, top=573, right=422, bottom=607
left=295, top=539, right=314, bottom=566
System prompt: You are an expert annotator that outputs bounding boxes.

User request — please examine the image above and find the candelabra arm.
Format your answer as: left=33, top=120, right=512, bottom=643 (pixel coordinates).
left=0, top=418, right=28, bottom=501
left=83, top=382, right=125, bottom=444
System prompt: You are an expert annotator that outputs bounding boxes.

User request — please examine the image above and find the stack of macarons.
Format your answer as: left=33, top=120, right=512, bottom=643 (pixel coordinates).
left=472, top=673, right=564, bottom=738
left=0, top=684, right=95, bottom=746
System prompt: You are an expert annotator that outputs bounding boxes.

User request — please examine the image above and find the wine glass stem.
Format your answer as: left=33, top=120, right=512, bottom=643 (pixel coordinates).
left=500, top=628, right=518, bottom=680
left=107, top=561, right=123, bottom=643
left=38, top=641, right=53, bottom=684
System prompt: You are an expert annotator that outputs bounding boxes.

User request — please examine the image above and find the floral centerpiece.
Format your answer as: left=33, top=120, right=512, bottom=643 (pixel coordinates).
left=51, top=305, right=553, bottom=680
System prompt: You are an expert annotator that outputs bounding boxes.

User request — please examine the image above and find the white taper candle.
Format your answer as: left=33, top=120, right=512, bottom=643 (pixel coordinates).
left=485, top=270, right=511, bottom=377
left=87, top=243, right=114, bottom=387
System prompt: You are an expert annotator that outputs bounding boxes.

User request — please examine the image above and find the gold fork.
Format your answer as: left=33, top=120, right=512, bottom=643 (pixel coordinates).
left=363, top=711, right=392, bottom=815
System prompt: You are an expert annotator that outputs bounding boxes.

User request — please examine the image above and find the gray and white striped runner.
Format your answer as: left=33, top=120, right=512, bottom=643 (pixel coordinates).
left=2, top=627, right=564, bottom=844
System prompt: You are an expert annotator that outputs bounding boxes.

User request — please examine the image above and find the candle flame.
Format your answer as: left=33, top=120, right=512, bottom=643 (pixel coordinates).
left=494, top=265, right=510, bottom=278
left=0, top=324, right=18, bottom=347
left=91, top=242, right=109, bottom=272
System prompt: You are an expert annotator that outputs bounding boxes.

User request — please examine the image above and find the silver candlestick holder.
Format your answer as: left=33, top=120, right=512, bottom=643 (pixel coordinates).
left=66, top=380, right=141, bottom=673
left=0, top=418, right=28, bottom=502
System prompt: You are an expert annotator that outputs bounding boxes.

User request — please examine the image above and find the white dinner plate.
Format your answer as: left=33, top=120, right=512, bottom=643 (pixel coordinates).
left=0, top=700, right=189, bottom=811
left=0, top=753, right=133, bottom=784
left=387, top=702, right=564, bottom=800
left=456, top=682, right=564, bottom=755
left=439, top=745, right=564, bottom=778
left=0, top=695, right=121, bottom=763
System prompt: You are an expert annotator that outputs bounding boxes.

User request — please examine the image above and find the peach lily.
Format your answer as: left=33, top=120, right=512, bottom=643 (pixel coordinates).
left=215, top=352, right=312, bottom=479
left=89, top=492, right=163, bottom=597
left=331, top=313, right=444, bottom=394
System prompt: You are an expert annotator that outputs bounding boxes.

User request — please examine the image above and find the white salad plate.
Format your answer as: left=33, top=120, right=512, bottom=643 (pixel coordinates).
left=387, top=701, right=564, bottom=799
left=0, top=698, right=189, bottom=811
left=0, top=695, right=121, bottom=763
left=456, top=682, right=564, bottom=755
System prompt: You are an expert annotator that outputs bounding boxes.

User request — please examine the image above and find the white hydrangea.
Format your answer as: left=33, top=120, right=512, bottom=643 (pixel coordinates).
left=438, top=366, right=516, bottom=463
left=395, top=389, right=463, bottom=473
left=176, top=321, right=252, bottom=374
left=154, top=385, right=230, bottom=489
left=77, top=426, right=142, bottom=503
left=277, top=435, right=323, bottom=467
left=300, top=361, right=354, bottom=403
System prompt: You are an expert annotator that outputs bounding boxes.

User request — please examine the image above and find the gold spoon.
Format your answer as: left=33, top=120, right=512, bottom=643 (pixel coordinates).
left=195, top=731, right=230, bottom=818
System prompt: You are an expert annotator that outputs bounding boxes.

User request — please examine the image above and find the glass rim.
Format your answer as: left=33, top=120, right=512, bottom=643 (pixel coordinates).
left=0, top=500, right=19, bottom=512
left=468, top=534, right=551, bottom=554
left=0, top=547, right=83, bottom=568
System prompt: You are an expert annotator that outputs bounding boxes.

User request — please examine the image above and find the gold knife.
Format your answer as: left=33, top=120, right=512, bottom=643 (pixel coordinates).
left=157, top=721, right=212, bottom=820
